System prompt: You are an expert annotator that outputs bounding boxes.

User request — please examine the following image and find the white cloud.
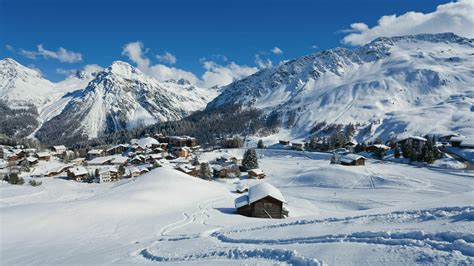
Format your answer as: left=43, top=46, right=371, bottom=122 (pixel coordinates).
left=122, top=42, right=150, bottom=70
left=310, top=44, right=318, bottom=49
left=255, top=54, right=273, bottom=69
left=121, top=41, right=257, bottom=88
left=5, top=44, right=15, bottom=52
left=56, top=64, right=104, bottom=76
left=342, top=0, right=474, bottom=46
left=20, top=44, right=83, bottom=63
left=200, top=61, right=257, bottom=88
left=271, top=47, right=283, bottom=55
left=156, top=51, right=177, bottom=65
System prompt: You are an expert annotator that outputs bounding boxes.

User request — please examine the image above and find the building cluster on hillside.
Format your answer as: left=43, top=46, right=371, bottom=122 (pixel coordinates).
left=0, top=134, right=202, bottom=183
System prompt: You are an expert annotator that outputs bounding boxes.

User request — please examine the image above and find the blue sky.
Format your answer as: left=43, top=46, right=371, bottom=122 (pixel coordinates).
left=0, top=0, right=467, bottom=85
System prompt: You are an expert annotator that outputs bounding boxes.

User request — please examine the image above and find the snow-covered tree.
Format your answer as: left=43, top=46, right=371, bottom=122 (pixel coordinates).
left=242, top=149, right=258, bottom=171
left=197, top=162, right=212, bottom=180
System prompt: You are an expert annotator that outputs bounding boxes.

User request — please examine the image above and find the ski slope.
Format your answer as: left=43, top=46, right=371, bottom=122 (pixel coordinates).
left=0, top=149, right=473, bottom=265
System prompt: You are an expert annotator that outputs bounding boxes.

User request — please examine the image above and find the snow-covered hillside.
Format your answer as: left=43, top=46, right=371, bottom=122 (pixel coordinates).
left=36, top=61, right=218, bottom=140
left=1, top=149, right=473, bottom=264
left=208, top=33, right=474, bottom=140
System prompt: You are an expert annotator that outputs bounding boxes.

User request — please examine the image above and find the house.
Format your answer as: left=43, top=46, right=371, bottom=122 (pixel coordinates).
left=279, top=140, right=290, bottom=145
left=52, top=145, right=67, bottom=155
left=106, top=144, right=129, bottom=155
left=68, top=166, right=88, bottom=182
left=88, top=156, right=114, bottom=166
left=212, top=163, right=240, bottom=178
left=230, top=157, right=242, bottom=165
left=366, top=144, right=390, bottom=153
left=438, top=133, right=459, bottom=143
left=72, top=158, right=86, bottom=165
left=449, top=136, right=465, bottom=148
left=131, top=137, right=160, bottom=150
left=7, top=154, right=18, bottom=162
left=235, top=182, right=289, bottom=219
left=340, top=154, right=366, bottom=166
left=169, top=136, right=187, bottom=147
left=126, top=167, right=141, bottom=178
left=174, top=147, right=191, bottom=158
left=87, top=149, right=104, bottom=159
left=36, top=152, right=51, bottom=161
left=25, top=156, right=39, bottom=165
left=47, top=164, right=74, bottom=177
left=176, top=164, right=197, bottom=176
left=344, top=141, right=357, bottom=152
left=186, top=137, right=198, bottom=147
left=291, top=142, right=304, bottom=151
left=248, top=168, right=266, bottom=179
left=397, top=136, right=427, bottom=148
left=129, top=155, right=144, bottom=165
left=146, top=154, right=163, bottom=163
left=99, top=167, right=118, bottom=183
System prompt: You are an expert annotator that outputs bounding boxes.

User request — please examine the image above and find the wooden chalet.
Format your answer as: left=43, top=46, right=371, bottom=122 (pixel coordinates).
left=87, top=149, right=105, bottom=159
left=279, top=140, right=290, bottom=145
left=291, top=142, right=304, bottom=151
left=174, top=147, right=191, bottom=158
left=107, top=144, right=129, bottom=155
left=449, top=136, right=465, bottom=148
left=340, top=154, right=366, bottom=166
left=35, top=152, right=51, bottom=161
left=397, top=136, right=427, bottom=148
left=68, top=166, right=88, bottom=182
left=235, top=182, right=288, bottom=219
left=366, top=144, right=390, bottom=153
left=212, top=163, right=240, bottom=178
left=52, top=145, right=67, bottom=155
left=248, top=168, right=266, bottom=179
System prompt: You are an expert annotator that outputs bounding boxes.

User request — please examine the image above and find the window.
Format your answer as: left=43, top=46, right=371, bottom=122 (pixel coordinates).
left=263, top=202, right=272, bottom=209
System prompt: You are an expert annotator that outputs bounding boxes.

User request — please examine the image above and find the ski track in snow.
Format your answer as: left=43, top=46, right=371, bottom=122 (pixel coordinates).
left=136, top=205, right=474, bottom=264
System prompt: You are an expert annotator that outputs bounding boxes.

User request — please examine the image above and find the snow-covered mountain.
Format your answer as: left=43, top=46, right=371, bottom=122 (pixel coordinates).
left=208, top=33, right=474, bottom=140
left=36, top=61, right=218, bottom=140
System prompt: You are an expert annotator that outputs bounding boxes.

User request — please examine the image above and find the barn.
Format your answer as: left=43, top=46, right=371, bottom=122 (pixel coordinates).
left=340, top=154, right=366, bottom=166
left=235, top=182, right=288, bottom=219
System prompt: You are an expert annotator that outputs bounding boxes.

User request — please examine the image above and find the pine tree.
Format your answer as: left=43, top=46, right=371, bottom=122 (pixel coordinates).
left=242, top=149, right=258, bottom=171
left=118, top=165, right=125, bottom=177
left=197, top=162, right=212, bottom=180
left=257, top=139, right=264, bottom=149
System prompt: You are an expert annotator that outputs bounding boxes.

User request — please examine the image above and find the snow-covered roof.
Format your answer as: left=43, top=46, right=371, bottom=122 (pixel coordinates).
left=248, top=182, right=287, bottom=205
left=107, top=144, right=129, bottom=151
left=235, top=195, right=249, bottom=208
left=369, top=144, right=390, bottom=149
left=248, top=168, right=265, bottom=175
left=100, top=166, right=118, bottom=174
left=88, top=156, right=114, bottom=165
left=36, top=152, right=50, bottom=157
left=147, top=154, right=163, bottom=159
left=88, top=149, right=103, bottom=155
left=69, top=166, right=88, bottom=176
left=236, top=184, right=248, bottom=193
left=212, top=165, right=224, bottom=171
left=26, top=156, right=38, bottom=163
left=450, top=136, right=466, bottom=142
left=127, top=167, right=140, bottom=174
left=131, top=137, right=159, bottom=149
left=53, top=145, right=66, bottom=150
left=398, top=135, right=427, bottom=142
left=340, top=154, right=365, bottom=163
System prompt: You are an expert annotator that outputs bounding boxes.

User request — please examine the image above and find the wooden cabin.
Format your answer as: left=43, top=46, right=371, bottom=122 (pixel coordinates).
left=291, top=142, right=304, bottom=151
left=87, top=149, right=105, bottom=159
left=248, top=168, right=266, bottom=179
left=186, top=137, right=198, bottom=147
left=235, top=183, right=288, bottom=219
left=366, top=144, right=390, bottom=153
left=68, top=166, right=88, bottom=182
left=397, top=136, right=427, bottom=148
left=212, top=163, right=240, bottom=178
left=174, top=147, right=190, bottom=158
left=35, top=152, right=51, bottom=161
left=52, top=145, right=67, bottom=155
left=340, top=154, right=366, bottom=166
left=279, top=140, right=290, bottom=145
left=449, top=137, right=465, bottom=148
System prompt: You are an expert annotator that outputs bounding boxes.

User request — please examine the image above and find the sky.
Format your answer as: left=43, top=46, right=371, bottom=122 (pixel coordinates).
left=1, top=0, right=473, bottom=87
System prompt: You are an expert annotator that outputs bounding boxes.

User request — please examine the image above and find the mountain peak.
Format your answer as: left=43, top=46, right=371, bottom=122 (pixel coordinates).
left=104, top=60, right=143, bottom=78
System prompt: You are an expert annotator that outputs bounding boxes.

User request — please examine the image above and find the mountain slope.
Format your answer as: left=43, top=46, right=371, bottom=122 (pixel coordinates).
left=36, top=61, right=218, bottom=142
left=208, top=33, right=474, bottom=140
